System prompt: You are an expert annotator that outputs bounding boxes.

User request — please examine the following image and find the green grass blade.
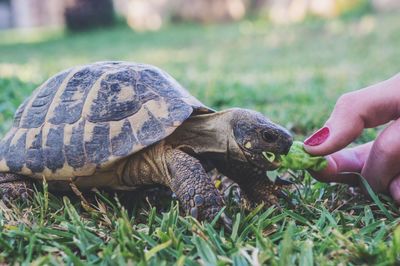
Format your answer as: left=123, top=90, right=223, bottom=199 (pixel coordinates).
left=279, top=221, right=295, bottom=266
left=193, top=236, right=217, bottom=266
left=145, top=240, right=172, bottom=261
left=348, top=172, right=395, bottom=221
left=299, top=240, right=313, bottom=266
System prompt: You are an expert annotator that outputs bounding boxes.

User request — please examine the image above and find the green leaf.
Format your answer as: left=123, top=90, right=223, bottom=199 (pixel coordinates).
left=279, top=141, right=328, bottom=171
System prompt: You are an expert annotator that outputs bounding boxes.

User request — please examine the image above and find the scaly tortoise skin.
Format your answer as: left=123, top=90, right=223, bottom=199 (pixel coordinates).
left=0, top=61, right=292, bottom=223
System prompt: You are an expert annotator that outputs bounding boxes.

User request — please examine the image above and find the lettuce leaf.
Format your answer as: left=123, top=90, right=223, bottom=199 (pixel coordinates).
left=279, top=141, right=327, bottom=171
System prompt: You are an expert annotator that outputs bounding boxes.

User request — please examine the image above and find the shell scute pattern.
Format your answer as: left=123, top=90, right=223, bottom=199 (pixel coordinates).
left=44, top=125, right=65, bottom=172
left=85, top=122, right=111, bottom=164
left=163, top=98, right=193, bottom=127
left=26, top=130, right=44, bottom=173
left=88, top=68, right=145, bottom=123
left=64, top=120, right=86, bottom=169
left=5, top=130, right=27, bottom=172
left=49, top=65, right=109, bottom=125
left=20, top=70, right=71, bottom=129
left=111, top=119, right=137, bottom=157
left=135, top=83, right=159, bottom=104
left=13, top=98, right=29, bottom=127
left=0, top=61, right=213, bottom=179
left=0, top=129, right=15, bottom=162
left=140, top=69, right=182, bottom=98
left=136, top=108, right=166, bottom=146
left=87, top=66, right=183, bottom=123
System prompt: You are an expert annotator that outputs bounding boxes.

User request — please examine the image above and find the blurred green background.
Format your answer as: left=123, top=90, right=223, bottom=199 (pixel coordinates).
left=0, top=0, right=399, bottom=139
left=0, top=0, right=400, bottom=143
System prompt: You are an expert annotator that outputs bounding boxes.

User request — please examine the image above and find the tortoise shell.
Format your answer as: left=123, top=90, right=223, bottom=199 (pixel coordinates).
left=0, top=61, right=213, bottom=179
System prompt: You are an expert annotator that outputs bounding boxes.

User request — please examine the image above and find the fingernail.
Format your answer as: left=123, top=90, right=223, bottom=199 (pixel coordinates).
left=304, top=127, right=330, bottom=146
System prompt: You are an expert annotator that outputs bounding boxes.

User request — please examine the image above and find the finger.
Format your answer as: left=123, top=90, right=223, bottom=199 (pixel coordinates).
left=389, top=176, right=400, bottom=205
left=304, top=74, right=400, bottom=156
left=361, top=118, right=400, bottom=193
left=310, top=142, right=372, bottom=185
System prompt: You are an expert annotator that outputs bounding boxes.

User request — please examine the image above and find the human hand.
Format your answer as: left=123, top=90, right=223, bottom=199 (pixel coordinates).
left=303, top=73, right=400, bottom=203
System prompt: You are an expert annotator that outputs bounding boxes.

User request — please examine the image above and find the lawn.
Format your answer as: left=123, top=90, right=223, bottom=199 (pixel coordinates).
left=0, top=12, right=400, bottom=265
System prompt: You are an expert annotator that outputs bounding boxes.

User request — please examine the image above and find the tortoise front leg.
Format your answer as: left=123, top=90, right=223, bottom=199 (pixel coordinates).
left=218, top=162, right=291, bottom=208
left=0, top=173, right=33, bottom=203
left=165, top=149, right=230, bottom=224
left=208, top=169, right=241, bottom=206
left=239, top=175, right=280, bottom=207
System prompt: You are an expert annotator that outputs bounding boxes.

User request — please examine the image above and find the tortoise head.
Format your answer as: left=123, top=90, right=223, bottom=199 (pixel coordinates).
left=229, top=108, right=293, bottom=170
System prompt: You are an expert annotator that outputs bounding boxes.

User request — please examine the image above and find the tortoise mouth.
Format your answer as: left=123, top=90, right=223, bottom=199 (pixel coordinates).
left=262, top=151, right=282, bottom=168
left=241, top=150, right=282, bottom=171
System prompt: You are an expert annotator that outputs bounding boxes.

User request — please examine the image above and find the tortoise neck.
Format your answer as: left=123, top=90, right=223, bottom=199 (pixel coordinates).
left=166, top=110, right=232, bottom=156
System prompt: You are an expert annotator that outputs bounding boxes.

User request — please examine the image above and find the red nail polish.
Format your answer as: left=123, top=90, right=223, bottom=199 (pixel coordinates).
left=304, top=127, right=330, bottom=146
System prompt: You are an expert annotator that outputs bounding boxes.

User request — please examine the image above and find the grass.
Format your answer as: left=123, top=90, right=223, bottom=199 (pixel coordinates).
left=0, top=12, right=400, bottom=264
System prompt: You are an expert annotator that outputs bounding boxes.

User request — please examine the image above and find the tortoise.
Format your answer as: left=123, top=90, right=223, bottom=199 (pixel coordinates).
left=0, top=61, right=292, bottom=223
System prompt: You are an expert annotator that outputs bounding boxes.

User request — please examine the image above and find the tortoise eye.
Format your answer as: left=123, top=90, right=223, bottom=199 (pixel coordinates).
left=262, top=131, right=278, bottom=143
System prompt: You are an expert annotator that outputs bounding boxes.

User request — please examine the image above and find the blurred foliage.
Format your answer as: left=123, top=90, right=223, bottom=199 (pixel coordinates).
left=338, top=0, right=374, bottom=19
left=65, top=0, right=115, bottom=32
left=117, top=0, right=377, bottom=31
left=261, top=0, right=375, bottom=23
left=0, top=13, right=399, bottom=136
